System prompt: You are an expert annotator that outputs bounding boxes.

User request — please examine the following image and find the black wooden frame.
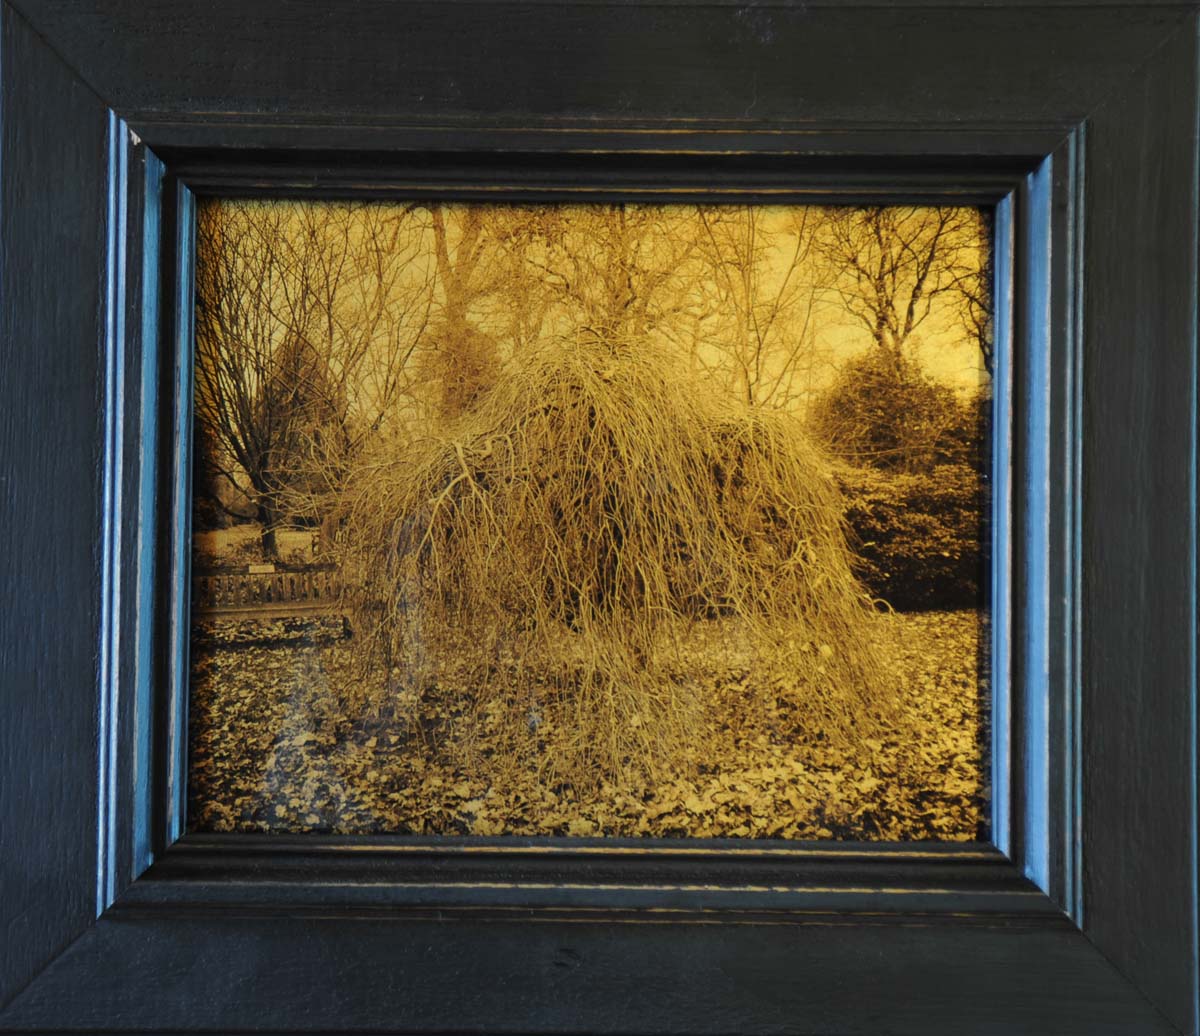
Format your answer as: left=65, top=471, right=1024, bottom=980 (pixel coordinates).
left=1, top=3, right=1197, bottom=1033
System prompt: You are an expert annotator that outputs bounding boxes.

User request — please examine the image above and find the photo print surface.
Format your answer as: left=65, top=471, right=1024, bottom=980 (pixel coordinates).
left=188, top=200, right=993, bottom=839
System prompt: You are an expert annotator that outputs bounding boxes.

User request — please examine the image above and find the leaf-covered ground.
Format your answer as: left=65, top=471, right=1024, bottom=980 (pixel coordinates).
left=188, top=610, right=989, bottom=840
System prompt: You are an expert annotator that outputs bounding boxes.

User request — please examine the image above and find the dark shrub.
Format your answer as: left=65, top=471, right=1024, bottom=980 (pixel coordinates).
left=810, top=349, right=987, bottom=475
left=835, top=463, right=990, bottom=611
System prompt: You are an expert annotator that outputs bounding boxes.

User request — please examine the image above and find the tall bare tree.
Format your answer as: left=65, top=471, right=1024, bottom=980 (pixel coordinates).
left=487, top=204, right=701, bottom=348
left=809, top=206, right=992, bottom=472
left=194, top=200, right=430, bottom=557
left=689, top=206, right=822, bottom=408
left=953, top=209, right=995, bottom=374
left=815, top=206, right=990, bottom=374
left=420, top=205, right=503, bottom=419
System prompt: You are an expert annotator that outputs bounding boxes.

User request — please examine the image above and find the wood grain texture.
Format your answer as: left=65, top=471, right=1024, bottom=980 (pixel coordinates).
left=1081, top=15, right=1200, bottom=1033
left=0, top=915, right=1181, bottom=1035
left=6, top=2, right=1194, bottom=144
left=0, top=3, right=110, bottom=1009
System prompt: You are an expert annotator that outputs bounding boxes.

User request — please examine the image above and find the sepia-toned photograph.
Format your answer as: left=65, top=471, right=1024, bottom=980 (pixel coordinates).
left=187, top=200, right=993, bottom=840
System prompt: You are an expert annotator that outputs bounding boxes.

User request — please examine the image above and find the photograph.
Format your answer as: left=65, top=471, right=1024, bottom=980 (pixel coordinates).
left=5, top=3, right=1196, bottom=1031
left=187, top=199, right=993, bottom=840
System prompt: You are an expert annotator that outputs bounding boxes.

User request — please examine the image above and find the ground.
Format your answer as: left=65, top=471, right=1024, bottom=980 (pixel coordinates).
left=188, top=609, right=989, bottom=841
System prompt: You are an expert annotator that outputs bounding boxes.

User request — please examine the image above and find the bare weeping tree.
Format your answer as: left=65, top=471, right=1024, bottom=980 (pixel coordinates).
left=336, top=333, right=892, bottom=783
left=327, top=203, right=894, bottom=782
left=193, top=200, right=431, bottom=558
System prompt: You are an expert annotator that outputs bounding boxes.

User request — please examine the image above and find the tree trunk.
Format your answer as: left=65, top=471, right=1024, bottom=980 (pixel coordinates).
left=257, top=499, right=279, bottom=559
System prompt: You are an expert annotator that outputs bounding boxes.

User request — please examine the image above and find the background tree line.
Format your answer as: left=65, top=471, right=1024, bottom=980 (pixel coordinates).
left=193, top=199, right=991, bottom=610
